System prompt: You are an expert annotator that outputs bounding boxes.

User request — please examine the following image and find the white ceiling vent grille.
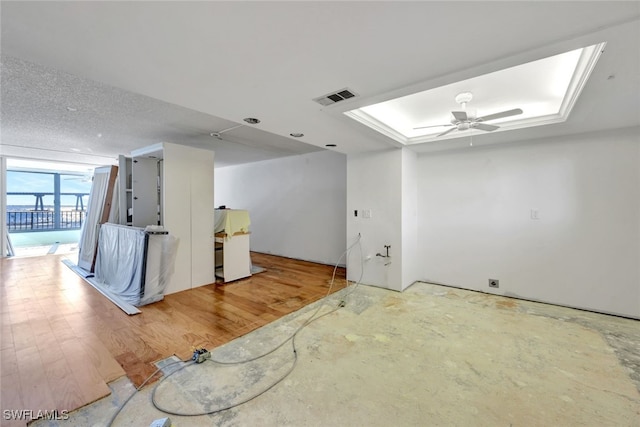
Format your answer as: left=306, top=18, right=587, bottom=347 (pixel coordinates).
left=313, top=88, right=358, bottom=106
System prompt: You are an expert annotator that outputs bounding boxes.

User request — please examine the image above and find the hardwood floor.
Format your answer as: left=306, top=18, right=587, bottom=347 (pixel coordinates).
left=0, top=252, right=346, bottom=426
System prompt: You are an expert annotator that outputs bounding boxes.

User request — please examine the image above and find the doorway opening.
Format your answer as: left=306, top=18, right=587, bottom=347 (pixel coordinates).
left=5, top=159, right=94, bottom=257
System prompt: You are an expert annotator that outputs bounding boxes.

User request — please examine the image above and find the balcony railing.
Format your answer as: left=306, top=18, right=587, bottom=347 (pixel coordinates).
left=6, top=191, right=89, bottom=232
left=7, top=210, right=86, bottom=231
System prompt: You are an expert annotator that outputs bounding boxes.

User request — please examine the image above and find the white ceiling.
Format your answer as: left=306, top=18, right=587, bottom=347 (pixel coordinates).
left=1, top=1, right=639, bottom=167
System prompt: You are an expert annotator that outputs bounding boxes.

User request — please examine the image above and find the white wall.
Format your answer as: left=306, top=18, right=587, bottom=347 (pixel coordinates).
left=346, top=148, right=422, bottom=291
left=401, top=148, right=419, bottom=290
left=347, top=149, right=403, bottom=291
left=417, top=127, right=640, bottom=318
left=214, top=150, right=346, bottom=266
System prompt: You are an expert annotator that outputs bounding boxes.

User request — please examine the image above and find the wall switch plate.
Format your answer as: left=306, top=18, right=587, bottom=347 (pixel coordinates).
left=354, top=210, right=358, bottom=217
left=363, top=209, right=372, bottom=219
left=488, top=279, right=499, bottom=288
left=530, top=209, right=540, bottom=220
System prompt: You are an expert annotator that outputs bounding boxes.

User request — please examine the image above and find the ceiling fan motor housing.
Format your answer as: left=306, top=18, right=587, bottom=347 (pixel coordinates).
left=454, top=92, right=473, bottom=105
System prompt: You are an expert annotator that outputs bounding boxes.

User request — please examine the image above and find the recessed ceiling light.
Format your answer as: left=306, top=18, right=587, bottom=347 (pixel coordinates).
left=97, top=133, right=102, bottom=138
left=243, top=117, right=261, bottom=124
left=290, top=133, right=304, bottom=138
left=325, top=144, right=337, bottom=147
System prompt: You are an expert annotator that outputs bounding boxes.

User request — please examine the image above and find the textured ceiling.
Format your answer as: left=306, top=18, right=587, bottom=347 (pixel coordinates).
left=0, top=55, right=321, bottom=167
left=1, top=1, right=639, bottom=166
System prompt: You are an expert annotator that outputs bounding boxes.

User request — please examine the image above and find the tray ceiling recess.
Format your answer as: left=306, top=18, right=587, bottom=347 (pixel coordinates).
left=344, top=43, right=606, bottom=145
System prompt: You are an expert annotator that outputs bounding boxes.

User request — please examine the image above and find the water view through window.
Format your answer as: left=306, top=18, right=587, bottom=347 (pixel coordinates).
left=6, top=168, right=92, bottom=255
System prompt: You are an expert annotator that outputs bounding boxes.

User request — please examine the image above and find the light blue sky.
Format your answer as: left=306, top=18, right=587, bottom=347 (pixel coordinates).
left=7, top=170, right=91, bottom=206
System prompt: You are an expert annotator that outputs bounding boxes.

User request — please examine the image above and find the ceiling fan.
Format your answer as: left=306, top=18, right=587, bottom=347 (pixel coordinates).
left=414, top=92, right=523, bottom=138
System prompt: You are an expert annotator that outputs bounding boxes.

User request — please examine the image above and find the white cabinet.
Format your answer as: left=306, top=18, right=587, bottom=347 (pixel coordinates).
left=127, top=142, right=215, bottom=294
left=117, top=155, right=133, bottom=225
left=118, top=155, right=161, bottom=227
left=213, top=209, right=252, bottom=282
left=131, top=157, right=161, bottom=227
left=215, top=233, right=251, bottom=282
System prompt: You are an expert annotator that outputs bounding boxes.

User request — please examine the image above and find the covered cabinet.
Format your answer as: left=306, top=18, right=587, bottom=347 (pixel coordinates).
left=94, top=223, right=178, bottom=306
left=214, top=209, right=252, bottom=282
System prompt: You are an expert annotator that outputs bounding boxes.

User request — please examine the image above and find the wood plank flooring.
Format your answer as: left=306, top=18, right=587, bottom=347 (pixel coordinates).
left=0, top=252, right=346, bottom=426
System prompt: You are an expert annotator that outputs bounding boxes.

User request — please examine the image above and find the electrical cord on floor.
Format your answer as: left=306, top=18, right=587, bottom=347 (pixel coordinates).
left=106, top=358, right=195, bottom=427
left=210, top=233, right=363, bottom=366
left=338, top=234, right=365, bottom=304
left=149, top=234, right=365, bottom=418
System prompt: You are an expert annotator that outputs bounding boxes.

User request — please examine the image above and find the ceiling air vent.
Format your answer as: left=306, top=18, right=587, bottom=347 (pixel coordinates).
left=313, top=88, right=358, bottom=106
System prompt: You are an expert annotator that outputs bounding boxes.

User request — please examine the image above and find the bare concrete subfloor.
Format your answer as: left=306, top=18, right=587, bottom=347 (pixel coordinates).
left=33, top=283, right=640, bottom=427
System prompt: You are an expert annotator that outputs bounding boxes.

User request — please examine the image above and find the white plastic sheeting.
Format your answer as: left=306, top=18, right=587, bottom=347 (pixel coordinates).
left=94, top=223, right=178, bottom=306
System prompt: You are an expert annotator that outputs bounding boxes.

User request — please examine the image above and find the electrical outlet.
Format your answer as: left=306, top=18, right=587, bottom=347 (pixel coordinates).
left=488, top=279, right=499, bottom=288
left=192, top=348, right=211, bottom=363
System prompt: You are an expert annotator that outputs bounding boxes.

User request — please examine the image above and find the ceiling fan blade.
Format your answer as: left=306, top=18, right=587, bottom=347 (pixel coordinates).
left=414, top=123, right=453, bottom=130
left=436, top=127, right=457, bottom=137
left=451, top=111, right=467, bottom=121
left=473, top=123, right=499, bottom=132
left=477, top=108, right=523, bottom=122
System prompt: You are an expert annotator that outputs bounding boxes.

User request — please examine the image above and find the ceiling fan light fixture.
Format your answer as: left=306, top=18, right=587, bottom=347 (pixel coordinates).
left=454, top=92, right=473, bottom=105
